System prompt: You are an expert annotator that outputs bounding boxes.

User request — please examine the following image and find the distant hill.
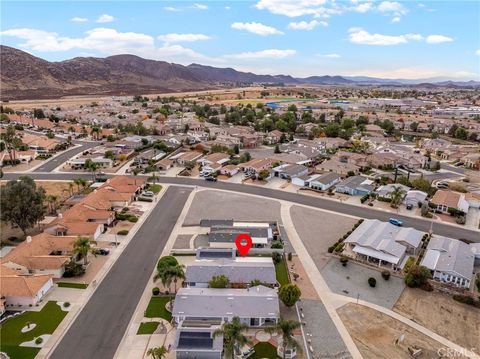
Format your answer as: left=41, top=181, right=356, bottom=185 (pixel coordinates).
left=1, top=45, right=478, bottom=100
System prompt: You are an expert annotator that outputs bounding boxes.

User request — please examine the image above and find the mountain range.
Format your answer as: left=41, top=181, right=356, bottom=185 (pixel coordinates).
left=1, top=45, right=478, bottom=100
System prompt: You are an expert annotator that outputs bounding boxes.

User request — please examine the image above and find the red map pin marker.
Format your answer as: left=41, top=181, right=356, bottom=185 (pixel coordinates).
left=235, top=233, right=252, bottom=257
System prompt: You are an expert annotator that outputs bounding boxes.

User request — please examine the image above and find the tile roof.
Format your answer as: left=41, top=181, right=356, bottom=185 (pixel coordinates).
left=0, top=272, right=52, bottom=297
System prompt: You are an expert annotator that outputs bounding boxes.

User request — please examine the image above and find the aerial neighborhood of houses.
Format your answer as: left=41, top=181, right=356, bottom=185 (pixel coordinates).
left=1, top=86, right=480, bottom=359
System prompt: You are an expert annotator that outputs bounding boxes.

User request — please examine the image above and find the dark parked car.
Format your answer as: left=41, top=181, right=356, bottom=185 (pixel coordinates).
left=205, top=176, right=217, bottom=182
left=98, top=248, right=110, bottom=255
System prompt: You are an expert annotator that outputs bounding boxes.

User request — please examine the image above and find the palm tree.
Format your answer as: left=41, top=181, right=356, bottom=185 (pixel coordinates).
left=73, top=236, right=96, bottom=265
left=153, top=264, right=185, bottom=293
left=90, top=126, right=101, bottom=141
left=46, top=194, right=59, bottom=214
left=168, top=264, right=185, bottom=293
left=146, top=346, right=167, bottom=359
left=153, top=265, right=173, bottom=291
left=265, top=318, right=301, bottom=359
left=73, top=178, right=83, bottom=193
left=213, top=316, right=250, bottom=359
left=390, top=186, right=406, bottom=209
left=85, top=159, right=100, bottom=182
left=68, top=182, right=75, bottom=197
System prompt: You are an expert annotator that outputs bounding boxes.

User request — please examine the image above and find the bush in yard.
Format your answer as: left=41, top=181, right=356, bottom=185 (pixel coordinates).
left=272, top=252, right=282, bottom=264
left=404, top=265, right=431, bottom=288
left=35, top=337, right=43, bottom=345
left=63, top=302, right=70, bottom=308
left=271, top=241, right=284, bottom=249
left=455, top=216, right=466, bottom=225
left=287, top=252, right=293, bottom=261
left=208, top=275, right=230, bottom=288
left=381, top=270, right=391, bottom=280
left=121, top=207, right=129, bottom=213
left=128, top=215, right=138, bottom=223
left=340, top=256, right=349, bottom=266
left=63, top=261, right=85, bottom=277
left=278, top=284, right=302, bottom=307
left=152, top=287, right=160, bottom=296
left=157, top=256, right=178, bottom=270
left=368, top=277, right=377, bottom=287
left=117, top=229, right=129, bottom=236
left=334, top=243, right=345, bottom=253
left=139, top=197, right=153, bottom=202
left=328, top=245, right=335, bottom=253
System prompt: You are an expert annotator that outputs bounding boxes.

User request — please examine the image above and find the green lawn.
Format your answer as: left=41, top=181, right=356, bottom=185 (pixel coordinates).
left=251, top=342, right=280, bottom=359
left=275, top=256, right=290, bottom=286
left=145, top=296, right=172, bottom=321
left=148, top=184, right=162, bottom=194
left=0, top=301, right=68, bottom=359
left=57, top=282, right=88, bottom=289
left=136, top=321, right=160, bottom=335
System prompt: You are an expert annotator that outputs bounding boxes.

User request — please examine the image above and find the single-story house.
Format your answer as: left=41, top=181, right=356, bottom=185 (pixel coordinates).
left=197, top=153, right=230, bottom=167
left=241, top=158, right=273, bottom=176
left=375, top=183, right=410, bottom=199
left=404, top=190, right=428, bottom=207
left=315, top=159, right=360, bottom=176
left=68, top=156, right=113, bottom=170
left=465, top=192, right=480, bottom=209
left=430, top=190, right=469, bottom=214
left=185, top=257, right=276, bottom=288
left=172, top=285, right=279, bottom=327
left=208, top=223, right=273, bottom=249
left=172, top=151, right=203, bottom=166
left=174, top=320, right=223, bottom=359
left=335, top=176, right=375, bottom=196
left=308, top=172, right=341, bottom=191
left=421, top=235, right=474, bottom=288
left=271, top=163, right=309, bottom=180
left=344, top=219, right=423, bottom=270
left=219, top=164, right=239, bottom=177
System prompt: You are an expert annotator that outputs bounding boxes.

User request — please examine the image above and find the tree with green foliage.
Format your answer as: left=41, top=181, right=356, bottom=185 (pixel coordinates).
left=325, top=122, right=341, bottom=137
left=73, top=236, right=97, bottom=265
left=147, top=346, right=167, bottom=359
left=0, top=125, right=23, bottom=166
left=208, top=275, right=230, bottom=288
left=84, top=159, right=101, bottom=182
left=33, top=108, right=45, bottom=119
left=404, top=265, right=431, bottom=288
left=213, top=316, right=250, bottom=358
left=265, top=318, right=301, bottom=358
left=278, top=284, right=301, bottom=307
left=0, top=176, right=46, bottom=235
left=411, top=177, right=432, bottom=193
left=396, top=176, right=412, bottom=187
left=390, top=186, right=406, bottom=208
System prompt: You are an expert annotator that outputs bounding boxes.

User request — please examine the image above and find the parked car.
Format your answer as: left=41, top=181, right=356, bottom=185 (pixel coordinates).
left=406, top=203, right=413, bottom=210
left=142, top=191, right=154, bottom=197
left=205, top=176, right=217, bottom=182
left=389, top=218, right=403, bottom=226
left=98, top=248, right=110, bottom=255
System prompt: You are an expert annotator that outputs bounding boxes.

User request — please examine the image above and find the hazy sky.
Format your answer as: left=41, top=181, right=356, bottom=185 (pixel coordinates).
left=1, top=0, right=479, bottom=80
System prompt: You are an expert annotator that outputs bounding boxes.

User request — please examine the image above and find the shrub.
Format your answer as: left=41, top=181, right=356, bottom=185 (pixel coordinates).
left=115, top=212, right=128, bottom=221
left=360, top=194, right=370, bottom=204
left=271, top=241, right=284, bottom=249
left=328, top=246, right=335, bottom=253
left=35, top=337, right=43, bottom=345
left=334, top=243, right=345, bottom=253
left=287, top=252, right=293, bottom=261
left=152, top=287, right=160, bottom=296
left=128, top=215, right=139, bottom=223
left=420, top=282, right=433, bottom=292
left=455, top=216, right=466, bottom=225
left=452, top=294, right=480, bottom=308
left=340, top=256, right=349, bottom=267
left=117, top=230, right=129, bottom=236
left=138, top=197, right=153, bottom=202
left=208, top=275, right=230, bottom=288
left=121, top=207, right=129, bottom=213
left=63, top=261, right=85, bottom=277
left=404, top=265, right=431, bottom=288
left=278, top=284, right=301, bottom=307
left=64, top=302, right=70, bottom=308
left=368, top=277, right=377, bottom=287
left=272, top=252, right=282, bottom=264
left=381, top=270, right=390, bottom=280
left=157, top=256, right=178, bottom=270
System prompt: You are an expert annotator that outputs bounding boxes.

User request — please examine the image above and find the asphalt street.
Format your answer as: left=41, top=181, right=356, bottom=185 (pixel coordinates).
left=34, top=141, right=97, bottom=172
left=49, top=186, right=192, bottom=359
left=4, top=171, right=479, bottom=242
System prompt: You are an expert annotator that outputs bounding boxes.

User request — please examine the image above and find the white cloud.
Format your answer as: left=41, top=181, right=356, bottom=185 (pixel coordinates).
left=287, top=20, right=327, bottom=30
left=0, top=27, right=222, bottom=64
left=425, top=35, right=453, bottom=44
left=255, top=0, right=332, bottom=18
left=157, top=33, right=211, bottom=43
left=192, top=3, right=208, bottom=10
left=231, top=22, right=284, bottom=36
left=350, top=2, right=373, bottom=13
left=476, top=49, right=480, bottom=56
left=96, top=14, right=115, bottom=23
left=391, top=16, right=401, bottom=23
left=164, top=6, right=180, bottom=12
left=224, top=49, right=296, bottom=59
left=377, top=1, right=407, bottom=15
left=71, top=17, right=88, bottom=23
left=316, top=53, right=341, bottom=58
left=225, top=6, right=231, bottom=10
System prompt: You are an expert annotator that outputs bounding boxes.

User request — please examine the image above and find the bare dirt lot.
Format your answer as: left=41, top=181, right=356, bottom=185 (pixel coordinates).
left=393, top=288, right=480, bottom=354
left=338, top=303, right=452, bottom=359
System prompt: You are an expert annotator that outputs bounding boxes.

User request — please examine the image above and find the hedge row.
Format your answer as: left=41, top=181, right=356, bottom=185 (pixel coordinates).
left=328, top=219, right=364, bottom=253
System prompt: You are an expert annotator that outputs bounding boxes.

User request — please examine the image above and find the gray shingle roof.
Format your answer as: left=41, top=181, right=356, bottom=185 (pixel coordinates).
left=173, top=286, right=279, bottom=319
left=185, top=258, right=276, bottom=284
left=209, top=226, right=272, bottom=243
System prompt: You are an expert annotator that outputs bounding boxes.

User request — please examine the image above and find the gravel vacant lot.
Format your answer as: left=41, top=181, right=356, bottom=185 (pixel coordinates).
left=338, top=303, right=452, bottom=359
left=184, top=190, right=281, bottom=225
left=301, top=299, right=351, bottom=358
left=321, top=260, right=405, bottom=309
left=290, top=205, right=357, bottom=270
left=173, top=235, right=193, bottom=249
left=394, top=288, right=480, bottom=354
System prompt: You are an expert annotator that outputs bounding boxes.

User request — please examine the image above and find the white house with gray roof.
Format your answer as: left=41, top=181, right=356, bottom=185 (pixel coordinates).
left=174, top=320, right=224, bottom=359
left=344, top=219, right=423, bottom=270
left=185, top=257, right=276, bottom=288
left=307, top=172, right=341, bottom=191
left=172, top=285, right=279, bottom=327
left=208, top=222, right=274, bottom=248
left=421, top=236, right=475, bottom=288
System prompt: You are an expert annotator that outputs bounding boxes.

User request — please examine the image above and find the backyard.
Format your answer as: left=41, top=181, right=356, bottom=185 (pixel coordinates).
left=0, top=301, right=67, bottom=359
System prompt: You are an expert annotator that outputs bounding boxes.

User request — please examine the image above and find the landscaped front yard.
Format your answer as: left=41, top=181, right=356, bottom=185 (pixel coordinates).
left=251, top=342, right=280, bottom=359
left=145, top=296, right=173, bottom=321
left=136, top=321, right=160, bottom=335
left=56, top=282, right=88, bottom=289
left=0, top=301, right=67, bottom=359
left=275, top=256, right=290, bottom=286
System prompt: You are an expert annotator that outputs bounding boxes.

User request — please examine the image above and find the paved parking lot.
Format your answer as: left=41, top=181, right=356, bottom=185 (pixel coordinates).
left=184, top=190, right=281, bottom=225
left=321, top=260, right=406, bottom=309
left=290, top=205, right=357, bottom=270
left=300, top=299, right=351, bottom=358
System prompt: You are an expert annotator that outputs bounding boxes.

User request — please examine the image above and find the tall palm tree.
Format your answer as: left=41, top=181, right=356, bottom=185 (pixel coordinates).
left=265, top=318, right=301, bottom=359
left=168, top=264, right=185, bottom=293
left=153, top=265, right=173, bottom=291
left=390, top=186, right=406, bottom=209
left=73, top=236, right=97, bottom=265
left=85, top=159, right=100, bottom=182
left=46, top=194, right=59, bottom=214
left=73, top=178, right=83, bottom=193
left=146, top=346, right=167, bottom=359
left=68, top=182, right=74, bottom=196
left=213, top=316, right=250, bottom=359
